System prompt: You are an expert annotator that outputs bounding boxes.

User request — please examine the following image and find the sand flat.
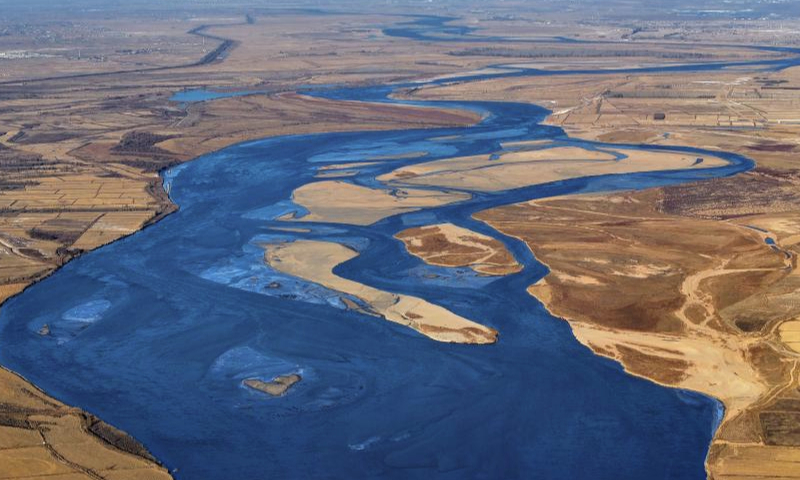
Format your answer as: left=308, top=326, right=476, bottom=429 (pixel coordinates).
left=264, top=240, right=497, bottom=344
left=290, top=180, right=470, bottom=225
left=380, top=146, right=728, bottom=192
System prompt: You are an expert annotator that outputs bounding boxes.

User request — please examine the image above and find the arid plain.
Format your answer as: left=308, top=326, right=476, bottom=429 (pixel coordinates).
left=2, top=0, right=800, bottom=478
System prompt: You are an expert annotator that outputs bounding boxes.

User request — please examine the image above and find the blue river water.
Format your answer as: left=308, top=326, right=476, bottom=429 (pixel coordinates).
left=0, top=93, right=752, bottom=480
left=1, top=18, right=795, bottom=479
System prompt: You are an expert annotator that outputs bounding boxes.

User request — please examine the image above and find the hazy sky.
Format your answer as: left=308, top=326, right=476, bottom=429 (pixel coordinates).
left=0, top=0, right=796, bottom=21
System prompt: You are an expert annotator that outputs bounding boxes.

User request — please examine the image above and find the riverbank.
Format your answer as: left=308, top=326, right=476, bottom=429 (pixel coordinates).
left=407, top=60, right=800, bottom=479
left=0, top=365, right=173, bottom=479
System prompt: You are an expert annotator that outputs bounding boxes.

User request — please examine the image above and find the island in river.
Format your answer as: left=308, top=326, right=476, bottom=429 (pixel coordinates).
left=244, top=374, right=302, bottom=397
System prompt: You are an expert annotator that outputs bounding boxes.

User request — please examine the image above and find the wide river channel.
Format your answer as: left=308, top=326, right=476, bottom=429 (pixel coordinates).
left=2, top=32, right=797, bottom=479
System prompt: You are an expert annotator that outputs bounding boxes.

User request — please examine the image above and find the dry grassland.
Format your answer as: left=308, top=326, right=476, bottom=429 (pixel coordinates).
left=0, top=366, right=172, bottom=480
left=395, top=223, right=522, bottom=276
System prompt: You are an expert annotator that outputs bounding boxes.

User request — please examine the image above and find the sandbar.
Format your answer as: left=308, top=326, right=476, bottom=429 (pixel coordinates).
left=379, top=146, right=728, bottom=192
left=244, top=374, right=302, bottom=397
left=396, top=223, right=522, bottom=276
left=290, top=180, right=470, bottom=225
left=264, top=240, right=497, bottom=344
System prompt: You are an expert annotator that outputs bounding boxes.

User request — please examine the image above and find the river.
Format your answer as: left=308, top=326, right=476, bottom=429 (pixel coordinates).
left=0, top=17, right=794, bottom=480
